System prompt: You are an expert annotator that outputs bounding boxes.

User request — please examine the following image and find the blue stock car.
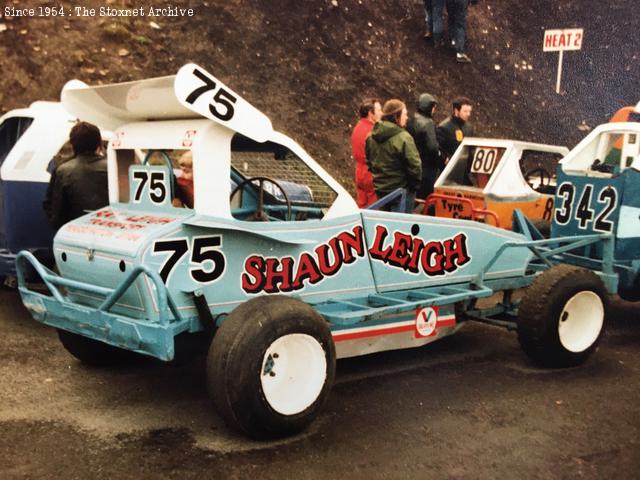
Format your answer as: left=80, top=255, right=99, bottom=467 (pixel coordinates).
left=0, top=102, right=74, bottom=280
left=551, top=121, right=640, bottom=300
left=15, top=65, right=627, bottom=439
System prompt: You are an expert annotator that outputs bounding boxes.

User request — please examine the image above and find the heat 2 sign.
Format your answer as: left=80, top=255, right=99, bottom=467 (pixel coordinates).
left=543, top=28, right=584, bottom=94
left=543, top=28, right=584, bottom=52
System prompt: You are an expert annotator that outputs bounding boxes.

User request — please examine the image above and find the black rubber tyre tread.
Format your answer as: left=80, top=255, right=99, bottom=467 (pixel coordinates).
left=530, top=219, right=551, bottom=239
left=517, top=264, right=608, bottom=368
left=207, top=295, right=336, bottom=439
left=57, top=329, right=133, bottom=366
left=618, top=274, right=640, bottom=302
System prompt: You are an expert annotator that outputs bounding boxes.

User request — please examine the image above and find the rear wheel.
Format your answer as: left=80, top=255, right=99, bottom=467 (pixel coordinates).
left=517, top=265, right=607, bottom=367
left=57, top=329, right=133, bottom=366
left=618, top=274, right=640, bottom=302
left=207, top=295, right=335, bottom=439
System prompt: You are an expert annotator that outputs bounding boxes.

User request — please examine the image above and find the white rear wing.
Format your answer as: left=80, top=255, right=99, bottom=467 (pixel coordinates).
left=174, top=64, right=273, bottom=142
left=61, top=76, right=194, bottom=131
left=61, top=63, right=274, bottom=144
left=61, top=64, right=358, bottom=219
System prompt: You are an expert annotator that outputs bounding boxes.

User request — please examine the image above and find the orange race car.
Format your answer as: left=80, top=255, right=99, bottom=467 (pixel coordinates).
left=421, top=138, right=569, bottom=234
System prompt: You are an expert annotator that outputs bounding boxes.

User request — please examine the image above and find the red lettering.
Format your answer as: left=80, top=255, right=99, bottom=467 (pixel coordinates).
left=89, top=218, right=145, bottom=230
left=442, top=233, right=471, bottom=272
left=559, top=33, right=567, bottom=47
left=369, top=225, right=392, bottom=260
left=368, top=227, right=471, bottom=277
left=241, top=256, right=265, bottom=293
left=574, top=32, right=582, bottom=47
left=421, top=241, right=445, bottom=276
left=242, top=226, right=366, bottom=294
left=387, top=232, right=413, bottom=269
left=264, top=258, right=294, bottom=293
left=315, top=238, right=343, bottom=276
left=126, top=215, right=173, bottom=224
left=552, top=34, right=559, bottom=47
left=565, top=32, right=573, bottom=46
left=336, top=226, right=364, bottom=264
left=291, top=253, right=323, bottom=290
left=406, top=237, right=425, bottom=273
left=544, top=34, right=553, bottom=48
left=95, top=209, right=114, bottom=218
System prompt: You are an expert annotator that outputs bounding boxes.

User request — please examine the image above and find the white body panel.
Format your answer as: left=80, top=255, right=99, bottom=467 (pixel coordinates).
left=0, top=102, right=75, bottom=183
left=436, top=137, right=568, bottom=200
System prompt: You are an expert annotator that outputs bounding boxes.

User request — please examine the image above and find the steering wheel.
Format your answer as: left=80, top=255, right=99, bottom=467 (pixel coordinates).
left=524, top=167, right=552, bottom=189
left=230, top=176, right=292, bottom=221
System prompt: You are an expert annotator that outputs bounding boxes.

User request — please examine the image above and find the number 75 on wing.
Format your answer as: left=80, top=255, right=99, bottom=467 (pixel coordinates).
left=174, top=63, right=273, bottom=142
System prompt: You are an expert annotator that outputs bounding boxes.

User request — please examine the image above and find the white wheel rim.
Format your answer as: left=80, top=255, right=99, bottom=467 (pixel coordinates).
left=558, top=291, right=604, bottom=353
left=260, top=333, right=327, bottom=416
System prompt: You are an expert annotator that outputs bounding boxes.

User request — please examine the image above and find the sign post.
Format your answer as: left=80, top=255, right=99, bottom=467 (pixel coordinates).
left=543, top=28, right=584, bottom=94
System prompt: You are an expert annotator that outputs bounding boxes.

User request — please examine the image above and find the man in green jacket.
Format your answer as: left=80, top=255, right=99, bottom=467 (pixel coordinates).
left=366, top=99, right=422, bottom=213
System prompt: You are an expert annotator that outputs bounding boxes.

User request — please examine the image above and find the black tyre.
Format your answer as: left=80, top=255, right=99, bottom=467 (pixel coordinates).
left=57, top=329, right=132, bottom=366
left=207, top=295, right=335, bottom=439
left=618, top=274, right=640, bottom=302
left=517, top=264, right=607, bottom=368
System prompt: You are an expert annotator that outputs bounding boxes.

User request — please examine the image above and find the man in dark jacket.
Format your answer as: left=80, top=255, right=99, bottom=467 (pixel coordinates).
left=436, top=96, right=474, bottom=161
left=365, top=99, right=421, bottom=213
left=407, top=93, right=442, bottom=199
left=45, top=121, right=108, bottom=230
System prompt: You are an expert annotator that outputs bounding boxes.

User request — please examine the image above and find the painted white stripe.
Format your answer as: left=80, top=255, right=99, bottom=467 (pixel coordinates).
left=333, top=314, right=456, bottom=336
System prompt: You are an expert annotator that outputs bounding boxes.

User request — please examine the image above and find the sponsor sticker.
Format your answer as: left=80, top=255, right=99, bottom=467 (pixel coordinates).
left=182, top=129, right=197, bottom=147
left=415, top=306, right=438, bottom=338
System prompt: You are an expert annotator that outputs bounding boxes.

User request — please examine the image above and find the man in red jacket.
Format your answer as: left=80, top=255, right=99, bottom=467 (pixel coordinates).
left=351, top=98, right=382, bottom=208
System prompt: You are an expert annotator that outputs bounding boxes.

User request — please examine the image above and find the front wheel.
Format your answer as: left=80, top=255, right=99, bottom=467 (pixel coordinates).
left=517, top=265, right=607, bottom=367
left=207, top=296, right=335, bottom=439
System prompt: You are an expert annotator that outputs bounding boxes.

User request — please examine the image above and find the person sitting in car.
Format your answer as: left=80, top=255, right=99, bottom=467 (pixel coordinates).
left=173, top=151, right=194, bottom=208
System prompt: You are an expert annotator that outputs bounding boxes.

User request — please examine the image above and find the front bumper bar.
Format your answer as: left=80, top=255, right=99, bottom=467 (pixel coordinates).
left=16, top=251, right=187, bottom=361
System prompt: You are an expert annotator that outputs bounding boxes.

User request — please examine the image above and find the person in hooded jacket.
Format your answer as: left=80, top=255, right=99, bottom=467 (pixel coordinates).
left=365, top=99, right=422, bottom=213
left=407, top=93, right=442, bottom=199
